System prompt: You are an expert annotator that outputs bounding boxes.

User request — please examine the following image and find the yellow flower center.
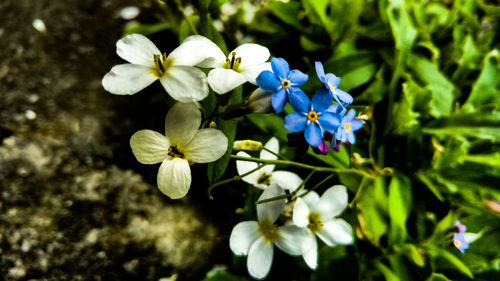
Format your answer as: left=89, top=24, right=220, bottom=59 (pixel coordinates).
left=258, top=218, right=280, bottom=243
left=454, top=240, right=460, bottom=246
left=168, top=145, right=184, bottom=159
left=280, top=78, right=291, bottom=89
left=224, top=52, right=242, bottom=72
left=307, top=212, right=323, bottom=233
left=257, top=172, right=272, bottom=185
left=151, top=53, right=174, bottom=78
left=307, top=111, right=319, bottom=122
left=329, top=84, right=335, bottom=92
left=345, top=123, right=350, bottom=131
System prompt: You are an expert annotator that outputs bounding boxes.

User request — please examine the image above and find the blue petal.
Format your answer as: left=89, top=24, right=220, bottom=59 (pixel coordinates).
left=339, top=129, right=347, bottom=143
left=326, top=103, right=346, bottom=116
left=344, top=109, right=356, bottom=122
left=256, top=70, right=280, bottom=92
left=311, top=88, right=332, bottom=113
left=284, top=113, right=307, bottom=132
left=288, top=70, right=308, bottom=86
left=288, top=88, right=310, bottom=113
left=346, top=131, right=356, bottom=144
left=271, top=57, right=290, bottom=80
left=318, top=112, right=340, bottom=132
left=335, top=89, right=353, bottom=105
left=305, top=123, right=322, bottom=147
left=315, top=61, right=325, bottom=80
left=271, top=88, right=287, bottom=114
left=330, top=135, right=337, bottom=149
left=350, top=119, right=364, bottom=131
left=325, top=73, right=340, bottom=88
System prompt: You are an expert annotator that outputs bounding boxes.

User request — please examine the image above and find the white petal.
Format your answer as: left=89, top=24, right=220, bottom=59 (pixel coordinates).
left=271, top=171, right=303, bottom=192
left=231, top=43, right=270, bottom=68
left=248, top=237, right=274, bottom=280
left=102, top=64, right=157, bottom=95
left=302, top=191, right=320, bottom=206
left=157, top=158, right=191, bottom=199
left=257, top=184, right=286, bottom=223
left=302, top=233, right=318, bottom=270
left=259, top=137, right=278, bottom=174
left=463, top=233, right=479, bottom=243
left=168, top=35, right=226, bottom=68
left=229, top=221, right=260, bottom=256
left=293, top=198, right=310, bottom=228
left=159, top=66, right=209, bottom=102
left=129, top=130, right=170, bottom=164
left=240, top=62, right=272, bottom=84
left=207, top=68, right=246, bottom=94
left=317, top=218, right=353, bottom=246
left=116, top=34, right=160, bottom=66
left=165, top=102, right=201, bottom=146
left=314, top=185, right=349, bottom=220
left=184, top=128, right=228, bottom=163
left=236, top=151, right=260, bottom=186
left=274, top=225, right=305, bottom=256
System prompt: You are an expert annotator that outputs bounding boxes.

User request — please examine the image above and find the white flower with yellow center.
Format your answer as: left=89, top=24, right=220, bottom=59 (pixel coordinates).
left=230, top=184, right=306, bottom=279
left=293, top=185, right=354, bottom=269
left=102, top=34, right=209, bottom=102
left=129, top=102, right=228, bottom=199
left=175, top=35, right=271, bottom=94
left=236, top=137, right=303, bottom=191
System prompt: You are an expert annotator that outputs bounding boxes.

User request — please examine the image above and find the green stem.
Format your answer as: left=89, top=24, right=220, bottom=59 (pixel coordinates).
left=297, top=173, right=335, bottom=198
left=173, top=0, right=199, bottom=35
left=256, top=171, right=316, bottom=204
left=199, top=0, right=209, bottom=37
left=207, top=163, right=269, bottom=199
left=261, top=146, right=289, bottom=161
left=230, top=154, right=373, bottom=178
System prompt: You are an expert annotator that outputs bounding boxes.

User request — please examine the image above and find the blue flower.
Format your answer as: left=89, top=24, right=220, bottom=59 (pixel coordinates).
left=257, top=57, right=308, bottom=113
left=284, top=89, right=340, bottom=147
left=329, top=106, right=363, bottom=147
left=315, top=61, right=353, bottom=108
left=453, top=233, right=469, bottom=254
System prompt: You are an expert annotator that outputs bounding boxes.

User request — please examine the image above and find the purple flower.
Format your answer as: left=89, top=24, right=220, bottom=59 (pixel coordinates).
left=284, top=89, right=341, bottom=147
left=257, top=57, right=308, bottom=113
left=329, top=105, right=363, bottom=147
left=315, top=61, right=353, bottom=109
left=453, top=233, right=469, bottom=254
left=455, top=220, right=466, bottom=233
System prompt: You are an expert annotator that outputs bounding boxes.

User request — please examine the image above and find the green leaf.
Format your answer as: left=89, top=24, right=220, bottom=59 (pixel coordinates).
left=388, top=173, right=411, bottom=244
left=301, top=0, right=329, bottom=26
left=374, top=260, right=400, bottom=281
left=123, top=22, right=171, bottom=37
left=463, top=51, right=500, bottom=111
left=245, top=113, right=289, bottom=143
left=427, top=248, right=474, bottom=278
left=357, top=177, right=388, bottom=246
left=401, top=244, right=425, bottom=267
left=269, top=1, right=303, bottom=30
left=202, top=265, right=250, bottom=281
left=417, top=172, right=445, bottom=201
left=425, top=273, right=452, bottom=281
left=407, top=55, right=455, bottom=117
left=386, top=0, right=418, bottom=50
left=423, top=111, right=500, bottom=140
left=307, top=146, right=349, bottom=169
left=391, top=83, right=420, bottom=135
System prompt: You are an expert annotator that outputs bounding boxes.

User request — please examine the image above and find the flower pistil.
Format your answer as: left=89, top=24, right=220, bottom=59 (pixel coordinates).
left=224, top=52, right=242, bottom=72
left=152, top=53, right=174, bottom=78
left=307, top=212, right=323, bottom=233
left=258, top=218, right=280, bottom=243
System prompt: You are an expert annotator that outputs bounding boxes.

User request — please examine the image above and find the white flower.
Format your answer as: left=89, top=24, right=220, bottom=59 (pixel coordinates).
left=236, top=137, right=303, bottom=191
left=102, top=34, right=209, bottom=102
left=176, top=35, right=271, bottom=94
left=129, top=102, right=228, bottom=199
left=293, top=185, right=354, bottom=270
left=229, top=184, right=306, bottom=279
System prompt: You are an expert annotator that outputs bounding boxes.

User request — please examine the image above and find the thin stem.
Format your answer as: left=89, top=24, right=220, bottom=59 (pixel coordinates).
left=230, top=154, right=373, bottom=178
left=261, top=146, right=289, bottom=161
left=297, top=173, right=335, bottom=198
left=173, top=0, right=199, bottom=35
left=256, top=171, right=316, bottom=205
left=208, top=164, right=268, bottom=199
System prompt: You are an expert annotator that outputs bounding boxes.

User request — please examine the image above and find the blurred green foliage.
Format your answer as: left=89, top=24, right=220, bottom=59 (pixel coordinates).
left=127, top=0, right=500, bottom=280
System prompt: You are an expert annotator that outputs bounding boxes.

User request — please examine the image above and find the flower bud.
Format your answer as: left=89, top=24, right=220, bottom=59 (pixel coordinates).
left=233, top=140, right=263, bottom=151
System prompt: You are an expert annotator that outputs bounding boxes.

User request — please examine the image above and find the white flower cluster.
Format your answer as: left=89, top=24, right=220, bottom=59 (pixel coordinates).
left=231, top=138, right=354, bottom=279
left=102, top=34, right=271, bottom=100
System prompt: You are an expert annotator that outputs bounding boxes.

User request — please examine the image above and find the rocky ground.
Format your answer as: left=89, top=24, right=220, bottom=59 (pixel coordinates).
left=0, top=1, right=226, bottom=280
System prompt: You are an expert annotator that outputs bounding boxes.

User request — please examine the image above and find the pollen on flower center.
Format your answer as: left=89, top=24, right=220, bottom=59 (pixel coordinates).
left=168, top=145, right=184, bottom=158
left=454, top=240, right=460, bottom=246
left=345, top=123, right=350, bottom=131
left=257, top=172, right=272, bottom=185
left=224, top=52, right=242, bottom=72
left=329, top=84, right=335, bottom=92
left=307, top=110, right=319, bottom=122
left=307, top=212, right=323, bottom=233
left=152, top=53, right=174, bottom=78
left=280, top=78, right=291, bottom=89
left=258, top=218, right=280, bottom=243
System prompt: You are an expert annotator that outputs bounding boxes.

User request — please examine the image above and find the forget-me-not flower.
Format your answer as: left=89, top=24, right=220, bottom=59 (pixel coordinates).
left=453, top=221, right=479, bottom=254
left=315, top=61, right=353, bottom=108
left=329, top=105, right=363, bottom=147
left=256, top=57, right=308, bottom=113
left=284, top=89, right=340, bottom=147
